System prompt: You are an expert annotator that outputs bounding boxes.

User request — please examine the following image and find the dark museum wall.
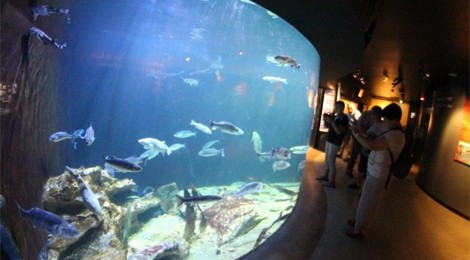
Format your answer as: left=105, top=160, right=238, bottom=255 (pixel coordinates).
left=416, top=76, right=470, bottom=218
left=1, top=1, right=64, bottom=259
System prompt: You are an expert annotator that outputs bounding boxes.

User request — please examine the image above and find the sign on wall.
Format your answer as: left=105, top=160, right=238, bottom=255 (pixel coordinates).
left=454, top=100, right=470, bottom=167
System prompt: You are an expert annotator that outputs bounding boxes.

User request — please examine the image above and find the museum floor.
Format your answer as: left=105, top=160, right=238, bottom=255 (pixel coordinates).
left=307, top=149, right=470, bottom=260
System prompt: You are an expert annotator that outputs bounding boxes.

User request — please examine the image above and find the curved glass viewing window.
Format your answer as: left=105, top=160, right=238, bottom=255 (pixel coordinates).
left=6, top=0, right=319, bottom=258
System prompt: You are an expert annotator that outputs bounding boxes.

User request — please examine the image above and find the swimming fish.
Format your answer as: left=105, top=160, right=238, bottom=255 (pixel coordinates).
left=169, top=143, right=185, bottom=152
left=262, top=76, right=288, bottom=85
left=180, top=77, right=199, bottom=86
left=251, top=131, right=263, bottom=153
left=137, top=149, right=160, bottom=165
left=289, top=145, right=309, bottom=154
left=174, top=130, right=197, bottom=138
left=71, top=129, right=84, bottom=150
left=65, top=166, right=101, bottom=216
left=16, top=202, right=80, bottom=239
left=83, top=123, right=95, bottom=146
left=49, top=131, right=72, bottom=142
left=138, top=138, right=172, bottom=155
left=190, top=120, right=212, bottom=134
left=103, top=156, right=143, bottom=174
left=298, top=160, right=306, bottom=171
left=29, top=27, right=67, bottom=49
left=257, top=147, right=292, bottom=161
left=202, top=140, right=220, bottom=149
left=235, top=182, right=263, bottom=198
left=31, top=5, right=70, bottom=23
left=272, top=160, right=291, bottom=172
left=274, top=55, right=301, bottom=70
left=210, top=121, right=244, bottom=135
left=198, top=148, right=224, bottom=157
left=176, top=189, right=222, bottom=206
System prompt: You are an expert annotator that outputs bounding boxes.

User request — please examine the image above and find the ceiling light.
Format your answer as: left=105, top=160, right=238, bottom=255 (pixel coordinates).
left=392, top=75, right=402, bottom=87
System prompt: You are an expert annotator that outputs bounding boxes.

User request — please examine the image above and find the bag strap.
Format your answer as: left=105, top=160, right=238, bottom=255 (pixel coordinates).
left=385, top=149, right=395, bottom=189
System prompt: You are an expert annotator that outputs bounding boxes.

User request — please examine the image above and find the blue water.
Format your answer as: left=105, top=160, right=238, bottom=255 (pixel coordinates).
left=58, top=0, right=319, bottom=188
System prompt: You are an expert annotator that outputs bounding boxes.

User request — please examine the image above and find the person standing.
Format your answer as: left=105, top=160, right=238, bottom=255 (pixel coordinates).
left=316, top=101, right=349, bottom=188
left=345, top=103, right=405, bottom=239
left=339, top=103, right=362, bottom=162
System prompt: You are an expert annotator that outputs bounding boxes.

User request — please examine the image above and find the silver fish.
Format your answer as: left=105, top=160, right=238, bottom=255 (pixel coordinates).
left=262, top=76, right=288, bottom=85
left=29, top=27, right=67, bottom=49
left=174, top=130, right=197, bottom=138
left=65, top=166, right=101, bottom=216
left=202, top=140, right=220, bottom=149
left=70, top=129, right=84, bottom=150
left=180, top=77, right=199, bottom=86
left=198, top=148, right=224, bottom=157
left=190, top=120, right=212, bottom=134
left=298, top=160, right=306, bottom=171
left=169, top=143, right=185, bottom=152
left=31, top=5, right=70, bottom=23
left=289, top=145, right=309, bottom=154
left=104, top=156, right=143, bottom=173
left=235, top=182, right=263, bottom=198
left=83, top=123, right=95, bottom=146
left=272, top=160, right=291, bottom=172
left=49, top=131, right=72, bottom=142
left=16, top=203, right=80, bottom=239
left=210, top=121, right=244, bottom=135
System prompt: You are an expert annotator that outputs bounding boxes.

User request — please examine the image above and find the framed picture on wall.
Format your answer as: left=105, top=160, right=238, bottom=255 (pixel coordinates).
left=454, top=100, right=470, bottom=167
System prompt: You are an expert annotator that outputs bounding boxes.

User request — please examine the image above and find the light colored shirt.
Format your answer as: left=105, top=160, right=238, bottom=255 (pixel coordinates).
left=367, top=129, right=405, bottom=180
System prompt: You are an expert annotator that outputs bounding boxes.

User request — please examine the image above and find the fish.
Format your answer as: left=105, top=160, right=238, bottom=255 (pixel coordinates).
left=169, top=143, right=185, bottom=152
left=180, top=77, right=199, bottom=86
left=138, top=138, right=172, bottom=155
left=202, top=140, right=220, bottom=149
left=262, top=76, right=288, bottom=85
left=31, top=5, right=70, bottom=23
left=29, top=27, right=67, bottom=49
left=103, top=156, right=143, bottom=174
left=65, top=166, right=101, bottom=216
left=289, top=145, right=309, bottom=154
left=266, top=10, right=279, bottom=19
left=274, top=55, right=301, bottom=70
left=198, top=148, right=224, bottom=157
left=71, top=129, right=84, bottom=150
left=251, top=131, right=263, bottom=153
left=297, top=160, right=306, bottom=171
left=16, top=202, right=80, bottom=239
left=174, top=130, right=197, bottom=138
left=190, top=120, right=212, bottom=134
left=83, top=123, right=95, bottom=146
left=49, top=131, right=72, bottom=142
left=176, top=189, right=222, bottom=206
left=137, top=149, right=160, bottom=165
left=210, top=121, right=244, bottom=135
left=257, top=147, right=292, bottom=161
left=272, top=160, right=291, bottom=172
left=235, top=182, right=263, bottom=198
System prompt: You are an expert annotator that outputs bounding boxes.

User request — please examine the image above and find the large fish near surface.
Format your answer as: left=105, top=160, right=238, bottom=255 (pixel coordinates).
left=210, top=121, right=244, bottom=135
left=190, top=120, right=212, bottom=134
left=103, top=156, right=143, bottom=174
left=83, top=123, right=95, bottom=146
left=31, top=5, right=70, bottom=23
left=29, top=27, right=67, bottom=49
left=272, top=160, right=291, bottom=172
left=65, top=166, right=101, bottom=216
left=138, top=138, right=172, bottom=155
left=251, top=131, right=263, bottom=153
left=262, top=76, right=288, bottom=85
left=49, top=131, right=72, bottom=142
left=16, top=202, right=80, bottom=239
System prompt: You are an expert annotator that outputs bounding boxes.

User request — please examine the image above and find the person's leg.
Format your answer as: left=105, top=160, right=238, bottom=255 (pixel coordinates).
left=317, top=142, right=331, bottom=180
left=352, top=175, right=386, bottom=235
left=325, top=143, right=340, bottom=187
left=345, top=139, right=362, bottom=176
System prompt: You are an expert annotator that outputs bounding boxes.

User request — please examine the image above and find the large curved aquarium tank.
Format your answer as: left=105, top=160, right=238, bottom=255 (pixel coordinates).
left=1, top=0, right=319, bottom=259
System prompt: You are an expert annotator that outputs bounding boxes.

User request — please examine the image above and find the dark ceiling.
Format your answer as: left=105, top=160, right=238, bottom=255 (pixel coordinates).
left=253, top=0, right=469, bottom=103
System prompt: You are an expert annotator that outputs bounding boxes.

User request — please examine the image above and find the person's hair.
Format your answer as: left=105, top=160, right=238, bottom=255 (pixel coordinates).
left=370, top=106, right=382, bottom=119
left=381, top=103, right=402, bottom=121
left=336, top=101, right=345, bottom=110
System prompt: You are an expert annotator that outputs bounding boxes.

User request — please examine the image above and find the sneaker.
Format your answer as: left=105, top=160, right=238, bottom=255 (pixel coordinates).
left=346, top=229, right=365, bottom=239
left=348, top=183, right=360, bottom=190
left=315, top=176, right=329, bottom=181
